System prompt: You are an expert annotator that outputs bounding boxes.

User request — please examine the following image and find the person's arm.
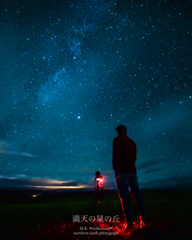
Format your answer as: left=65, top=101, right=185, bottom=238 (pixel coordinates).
left=112, top=138, right=119, bottom=170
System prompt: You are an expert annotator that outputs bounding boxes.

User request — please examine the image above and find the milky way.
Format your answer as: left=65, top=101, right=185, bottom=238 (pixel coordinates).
left=0, top=0, right=192, bottom=189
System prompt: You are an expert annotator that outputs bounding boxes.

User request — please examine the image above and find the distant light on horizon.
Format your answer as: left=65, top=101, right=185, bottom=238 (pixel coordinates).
left=30, top=184, right=89, bottom=189
left=31, top=194, right=41, bottom=198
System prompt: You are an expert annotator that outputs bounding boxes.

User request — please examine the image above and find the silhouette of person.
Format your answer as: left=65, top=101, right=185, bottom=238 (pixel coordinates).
left=95, top=171, right=103, bottom=190
left=113, top=125, right=147, bottom=227
left=94, top=171, right=103, bottom=202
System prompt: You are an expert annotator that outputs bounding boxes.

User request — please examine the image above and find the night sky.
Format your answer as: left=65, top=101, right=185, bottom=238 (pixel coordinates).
left=0, top=0, right=192, bottom=189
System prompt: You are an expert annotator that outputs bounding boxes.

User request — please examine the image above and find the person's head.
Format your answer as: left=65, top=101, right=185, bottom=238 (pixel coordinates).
left=95, top=171, right=101, bottom=177
left=116, top=125, right=127, bottom=135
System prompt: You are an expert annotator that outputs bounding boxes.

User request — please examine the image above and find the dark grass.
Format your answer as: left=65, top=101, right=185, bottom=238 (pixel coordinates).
left=0, top=189, right=192, bottom=239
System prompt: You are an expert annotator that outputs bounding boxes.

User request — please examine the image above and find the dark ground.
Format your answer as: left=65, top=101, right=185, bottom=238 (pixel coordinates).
left=0, top=189, right=192, bottom=240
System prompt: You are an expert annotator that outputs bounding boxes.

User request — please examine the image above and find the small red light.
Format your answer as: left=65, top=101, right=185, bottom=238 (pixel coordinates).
left=96, top=177, right=104, bottom=183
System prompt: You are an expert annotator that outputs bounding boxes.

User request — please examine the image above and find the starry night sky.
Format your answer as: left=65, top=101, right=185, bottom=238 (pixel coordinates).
left=0, top=0, right=192, bottom=189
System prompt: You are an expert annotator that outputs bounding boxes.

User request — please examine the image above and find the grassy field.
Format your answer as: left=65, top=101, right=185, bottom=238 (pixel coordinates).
left=0, top=189, right=192, bottom=239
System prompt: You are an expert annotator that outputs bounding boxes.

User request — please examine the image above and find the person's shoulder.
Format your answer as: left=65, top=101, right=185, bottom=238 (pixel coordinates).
left=113, top=136, right=118, bottom=141
left=127, top=136, right=136, bottom=145
left=113, top=136, right=119, bottom=142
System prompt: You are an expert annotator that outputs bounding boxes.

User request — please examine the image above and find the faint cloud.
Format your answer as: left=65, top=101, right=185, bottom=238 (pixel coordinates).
left=0, top=141, right=36, bottom=158
left=143, top=174, right=192, bottom=189
left=137, top=160, right=159, bottom=170
left=20, top=152, right=36, bottom=158
left=144, top=168, right=163, bottom=174
left=0, top=175, right=91, bottom=190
